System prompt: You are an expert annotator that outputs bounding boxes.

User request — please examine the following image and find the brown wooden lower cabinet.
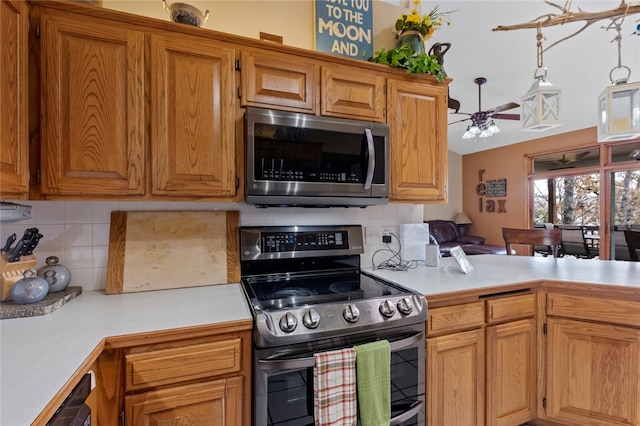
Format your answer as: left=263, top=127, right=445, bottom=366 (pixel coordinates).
left=426, top=293, right=537, bottom=426
left=486, top=318, right=537, bottom=426
left=427, top=327, right=486, bottom=426
left=544, top=290, right=640, bottom=426
left=84, top=325, right=251, bottom=426
left=125, top=377, right=243, bottom=426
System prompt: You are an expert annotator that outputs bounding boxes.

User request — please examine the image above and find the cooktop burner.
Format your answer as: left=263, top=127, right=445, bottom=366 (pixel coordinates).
left=270, top=287, right=319, bottom=299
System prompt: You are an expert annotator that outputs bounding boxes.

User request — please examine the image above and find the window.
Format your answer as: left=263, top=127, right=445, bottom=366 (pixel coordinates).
left=533, top=174, right=600, bottom=226
left=532, top=148, right=599, bottom=173
left=529, top=141, right=640, bottom=260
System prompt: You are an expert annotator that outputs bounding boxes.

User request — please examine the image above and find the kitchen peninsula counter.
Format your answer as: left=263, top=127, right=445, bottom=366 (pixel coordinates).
left=364, top=254, right=640, bottom=304
left=0, top=283, right=252, bottom=426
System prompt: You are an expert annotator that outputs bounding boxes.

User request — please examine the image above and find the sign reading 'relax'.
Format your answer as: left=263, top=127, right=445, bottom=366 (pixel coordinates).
left=315, top=0, right=373, bottom=59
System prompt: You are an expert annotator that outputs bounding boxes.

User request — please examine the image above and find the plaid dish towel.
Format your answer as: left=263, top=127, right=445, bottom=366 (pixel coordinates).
left=313, top=347, right=357, bottom=426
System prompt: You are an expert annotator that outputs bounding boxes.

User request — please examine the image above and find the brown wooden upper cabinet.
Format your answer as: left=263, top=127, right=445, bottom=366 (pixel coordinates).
left=149, top=34, right=237, bottom=197
left=39, top=10, right=146, bottom=196
left=35, top=5, right=240, bottom=200
left=1, top=0, right=30, bottom=199
left=387, top=78, right=448, bottom=203
left=320, top=64, right=386, bottom=122
left=240, top=48, right=318, bottom=114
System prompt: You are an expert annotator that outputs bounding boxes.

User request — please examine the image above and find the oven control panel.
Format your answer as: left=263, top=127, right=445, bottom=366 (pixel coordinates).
left=263, top=231, right=348, bottom=253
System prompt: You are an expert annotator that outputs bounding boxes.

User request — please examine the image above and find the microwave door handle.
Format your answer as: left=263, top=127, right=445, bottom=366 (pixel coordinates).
left=364, top=128, right=375, bottom=190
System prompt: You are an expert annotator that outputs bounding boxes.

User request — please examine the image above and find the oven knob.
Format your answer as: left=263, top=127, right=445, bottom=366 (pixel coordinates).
left=379, top=300, right=396, bottom=318
left=397, top=297, right=414, bottom=315
left=302, top=309, right=320, bottom=329
left=343, top=304, right=360, bottom=323
left=279, top=313, right=298, bottom=333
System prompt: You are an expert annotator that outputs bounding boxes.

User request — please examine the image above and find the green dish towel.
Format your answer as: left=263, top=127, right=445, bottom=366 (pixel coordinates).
left=354, top=340, right=391, bottom=426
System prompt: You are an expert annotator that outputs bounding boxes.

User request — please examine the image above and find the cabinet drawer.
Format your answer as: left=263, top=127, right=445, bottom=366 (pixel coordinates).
left=427, top=301, right=484, bottom=336
left=547, top=293, right=640, bottom=328
left=486, top=293, right=536, bottom=324
left=126, top=338, right=241, bottom=391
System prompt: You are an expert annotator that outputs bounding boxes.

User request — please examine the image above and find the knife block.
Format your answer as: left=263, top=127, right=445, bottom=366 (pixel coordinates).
left=1, top=254, right=37, bottom=301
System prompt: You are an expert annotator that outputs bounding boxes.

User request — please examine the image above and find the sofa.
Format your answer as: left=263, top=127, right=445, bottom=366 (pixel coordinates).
left=425, top=220, right=507, bottom=256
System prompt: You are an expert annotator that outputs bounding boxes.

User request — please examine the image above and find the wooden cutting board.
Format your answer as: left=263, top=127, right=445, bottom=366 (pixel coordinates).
left=106, top=211, right=240, bottom=294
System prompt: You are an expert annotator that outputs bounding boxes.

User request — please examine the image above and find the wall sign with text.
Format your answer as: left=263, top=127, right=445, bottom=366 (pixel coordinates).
left=476, top=170, right=507, bottom=213
left=315, top=0, right=373, bottom=59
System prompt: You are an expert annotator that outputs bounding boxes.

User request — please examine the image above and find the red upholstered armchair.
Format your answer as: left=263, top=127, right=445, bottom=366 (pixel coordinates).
left=425, top=220, right=506, bottom=256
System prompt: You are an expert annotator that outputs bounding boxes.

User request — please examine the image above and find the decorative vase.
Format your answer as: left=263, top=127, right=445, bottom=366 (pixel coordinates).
left=162, top=0, right=209, bottom=27
left=396, top=30, right=425, bottom=55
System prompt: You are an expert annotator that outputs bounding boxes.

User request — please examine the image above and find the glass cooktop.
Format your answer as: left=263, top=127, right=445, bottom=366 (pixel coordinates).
left=242, top=271, right=409, bottom=311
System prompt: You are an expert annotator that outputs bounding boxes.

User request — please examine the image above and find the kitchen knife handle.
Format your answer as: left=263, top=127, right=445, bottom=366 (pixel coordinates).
left=7, top=240, right=26, bottom=262
left=1, top=233, right=16, bottom=253
left=22, top=233, right=43, bottom=256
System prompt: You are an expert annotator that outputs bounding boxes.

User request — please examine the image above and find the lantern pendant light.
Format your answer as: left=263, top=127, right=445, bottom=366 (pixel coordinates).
left=597, top=18, right=640, bottom=142
left=520, top=27, right=562, bottom=131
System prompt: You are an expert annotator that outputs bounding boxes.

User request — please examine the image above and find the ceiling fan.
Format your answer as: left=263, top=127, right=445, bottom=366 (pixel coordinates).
left=450, top=77, right=520, bottom=138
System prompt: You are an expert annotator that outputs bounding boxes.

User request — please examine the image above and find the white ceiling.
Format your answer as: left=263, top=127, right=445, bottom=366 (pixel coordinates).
left=427, top=1, right=640, bottom=155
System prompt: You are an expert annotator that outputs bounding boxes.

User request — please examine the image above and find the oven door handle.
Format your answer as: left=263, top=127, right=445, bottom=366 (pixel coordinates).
left=363, top=128, right=375, bottom=190
left=390, top=400, right=423, bottom=426
left=257, top=331, right=424, bottom=371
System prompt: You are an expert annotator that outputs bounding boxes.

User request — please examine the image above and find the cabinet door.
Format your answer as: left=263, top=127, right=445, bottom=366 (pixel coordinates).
left=387, top=79, right=448, bottom=202
left=427, top=328, right=485, bottom=426
left=486, top=318, right=536, bottom=426
left=150, top=34, right=237, bottom=197
left=125, top=377, right=243, bottom=426
left=40, top=12, right=145, bottom=196
left=241, top=49, right=318, bottom=113
left=321, top=65, right=385, bottom=122
left=0, top=0, right=29, bottom=199
left=546, top=318, right=640, bottom=426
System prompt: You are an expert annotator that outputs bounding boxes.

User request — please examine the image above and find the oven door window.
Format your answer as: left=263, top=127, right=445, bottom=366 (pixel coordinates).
left=253, top=122, right=385, bottom=185
left=263, top=347, right=421, bottom=426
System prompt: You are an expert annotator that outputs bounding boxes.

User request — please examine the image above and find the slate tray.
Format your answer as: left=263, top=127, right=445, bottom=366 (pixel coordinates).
left=0, top=286, right=82, bottom=319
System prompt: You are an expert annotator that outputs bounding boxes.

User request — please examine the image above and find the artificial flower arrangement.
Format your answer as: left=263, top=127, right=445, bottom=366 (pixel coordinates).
left=395, top=0, right=450, bottom=41
left=367, top=0, right=450, bottom=81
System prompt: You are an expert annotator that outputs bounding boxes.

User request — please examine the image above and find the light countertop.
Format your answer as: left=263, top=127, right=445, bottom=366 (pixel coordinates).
left=364, top=254, right=640, bottom=297
left=0, top=283, right=252, bottom=426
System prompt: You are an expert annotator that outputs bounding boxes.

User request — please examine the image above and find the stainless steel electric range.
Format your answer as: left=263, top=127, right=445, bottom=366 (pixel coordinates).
left=239, top=225, right=427, bottom=426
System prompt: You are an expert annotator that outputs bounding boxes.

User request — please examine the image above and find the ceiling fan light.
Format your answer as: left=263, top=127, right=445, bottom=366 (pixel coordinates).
left=487, top=121, right=500, bottom=134
left=521, top=73, right=563, bottom=132
left=479, top=128, right=493, bottom=138
left=468, top=125, right=481, bottom=135
left=597, top=80, right=640, bottom=142
left=462, top=128, right=476, bottom=139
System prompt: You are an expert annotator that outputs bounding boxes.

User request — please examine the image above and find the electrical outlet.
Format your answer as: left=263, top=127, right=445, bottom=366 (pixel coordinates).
left=365, top=226, right=379, bottom=245
left=382, top=234, right=392, bottom=243
left=381, top=226, right=396, bottom=238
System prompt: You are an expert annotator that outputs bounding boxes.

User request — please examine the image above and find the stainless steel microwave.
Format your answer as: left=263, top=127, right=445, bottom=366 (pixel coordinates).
left=245, top=107, right=390, bottom=207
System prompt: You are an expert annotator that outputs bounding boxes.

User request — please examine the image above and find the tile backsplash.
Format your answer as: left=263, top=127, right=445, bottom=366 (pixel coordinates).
left=0, top=201, right=424, bottom=291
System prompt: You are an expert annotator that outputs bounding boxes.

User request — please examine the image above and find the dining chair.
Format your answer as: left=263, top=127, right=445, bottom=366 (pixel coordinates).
left=623, top=230, right=640, bottom=261
left=502, top=228, right=563, bottom=258
left=559, top=226, right=594, bottom=259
